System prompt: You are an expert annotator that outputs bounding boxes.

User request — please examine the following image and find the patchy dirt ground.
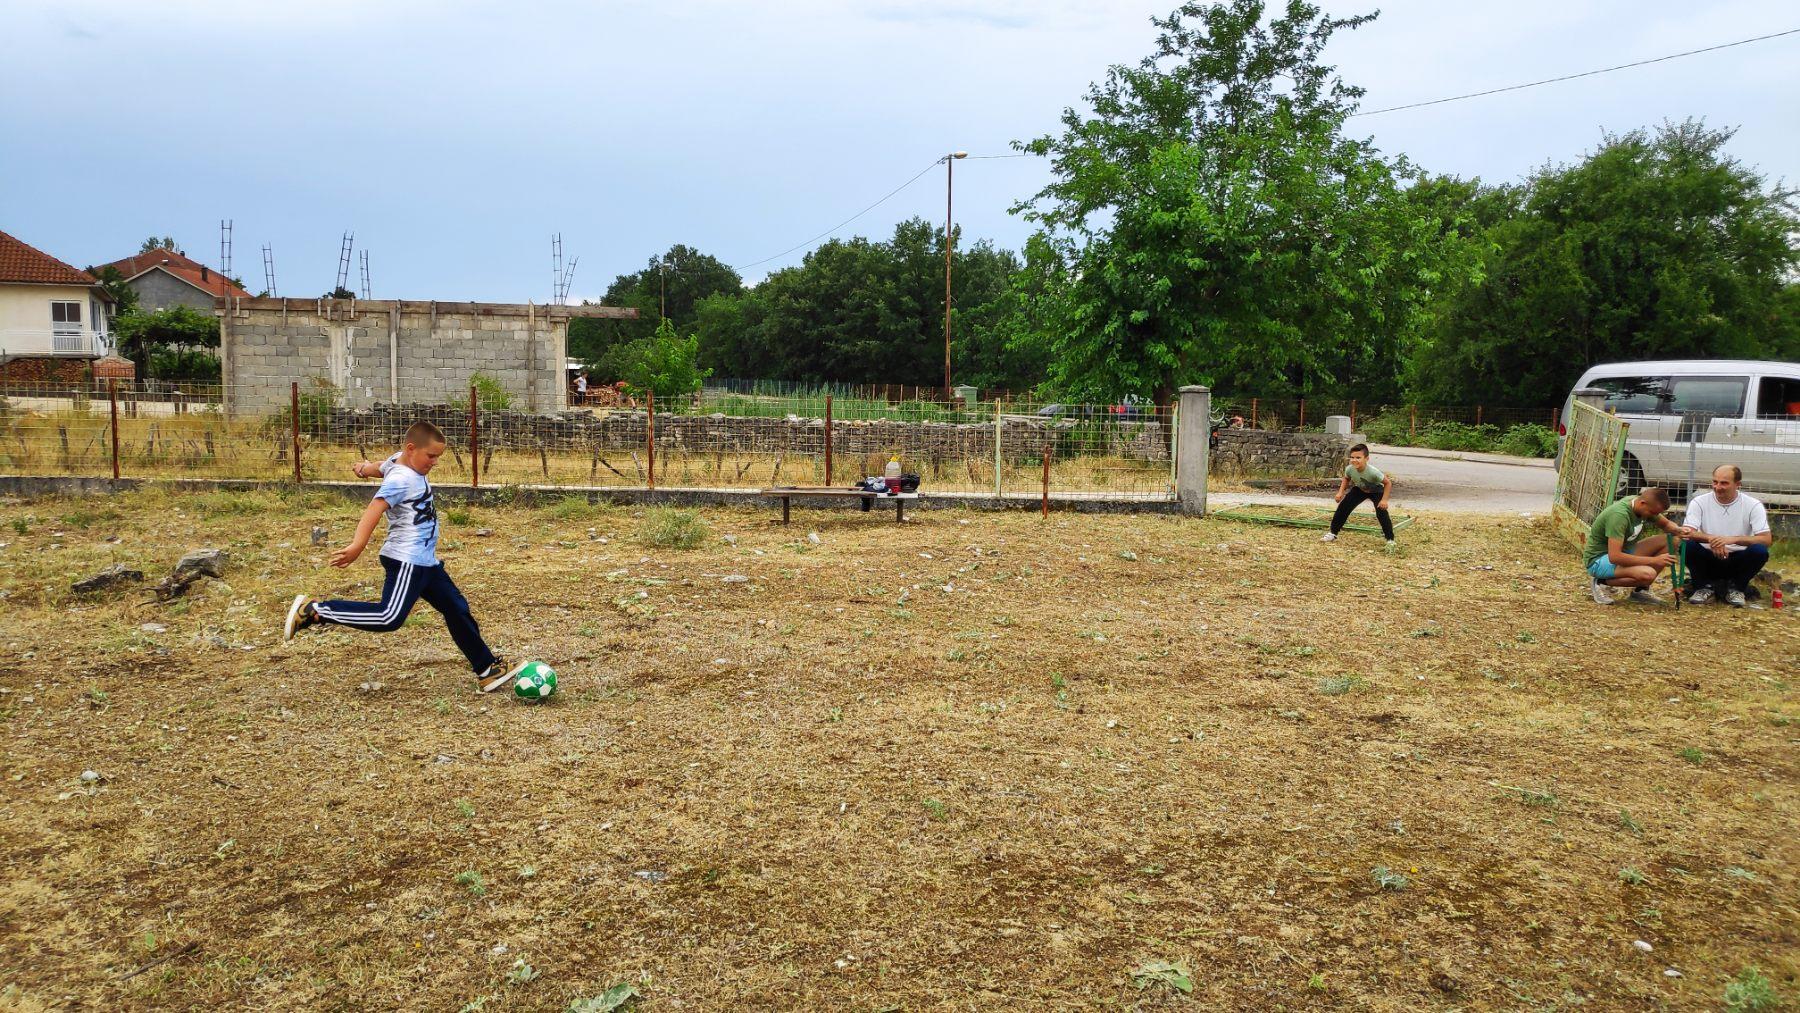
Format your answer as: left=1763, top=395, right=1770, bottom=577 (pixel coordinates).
left=0, top=488, right=1795, bottom=1011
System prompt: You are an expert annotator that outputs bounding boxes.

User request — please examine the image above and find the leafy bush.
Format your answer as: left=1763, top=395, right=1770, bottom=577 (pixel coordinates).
left=1420, top=421, right=1501, bottom=452
left=1494, top=424, right=1558, bottom=458
left=638, top=507, right=708, bottom=549
left=265, top=377, right=342, bottom=435
left=148, top=349, right=220, bottom=384
left=603, top=319, right=711, bottom=402
left=447, top=372, right=515, bottom=412
left=1724, top=967, right=1779, bottom=1012
left=1359, top=410, right=1414, bottom=446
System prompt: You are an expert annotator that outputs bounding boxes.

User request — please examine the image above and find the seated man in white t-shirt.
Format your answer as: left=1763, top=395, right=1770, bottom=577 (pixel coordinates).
left=1681, top=464, right=1774, bottom=607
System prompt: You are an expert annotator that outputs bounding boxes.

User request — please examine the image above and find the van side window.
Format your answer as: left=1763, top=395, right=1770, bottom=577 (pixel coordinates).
left=1667, top=376, right=1747, bottom=418
left=1592, top=376, right=1668, bottom=414
left=1757, top=377, right=1800, bottom=419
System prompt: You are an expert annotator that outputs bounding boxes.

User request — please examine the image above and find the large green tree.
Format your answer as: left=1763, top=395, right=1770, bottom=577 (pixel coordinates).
left=569, top=245, right=742, bottom=368
left=113, top=305, right=219, bottom=379
left=686, top=218, right=1026, bottom=389
left=1013, top=0, right=1462, bottom=405
left=1410, top=121, right=1800, bottom=406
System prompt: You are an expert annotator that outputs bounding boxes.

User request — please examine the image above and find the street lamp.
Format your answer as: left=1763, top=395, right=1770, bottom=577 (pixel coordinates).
left=942, top=151, right=967, bottom=401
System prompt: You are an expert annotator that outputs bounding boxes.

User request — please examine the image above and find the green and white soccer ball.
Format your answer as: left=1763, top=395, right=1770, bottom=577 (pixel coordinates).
left=512, top=661, right=557, bottom=701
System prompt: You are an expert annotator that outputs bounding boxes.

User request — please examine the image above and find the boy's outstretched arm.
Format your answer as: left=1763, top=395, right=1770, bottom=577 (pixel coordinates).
left=331, top=497, right=389, bottom=568
left=1378, top=474, right=1393, bottom=510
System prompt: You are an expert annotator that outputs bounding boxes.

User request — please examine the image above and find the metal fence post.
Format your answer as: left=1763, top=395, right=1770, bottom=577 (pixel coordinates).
left=994, top=399, right=1003, bottom=498
left=108, top=379, right=120, bottom=480
left=1250, top=397, right=1257, bottom=428
left=1409, top=404, right=1417, bottom=440
left=824, top=394, right=833, bottom=485
left=1297, top=397, right=1306, bottom=431
left=1041, top=443, right=1050, bottom=517
left=646, top=390, right=656, bottom=490
left=290, top=381, right=302, bottom=484
left=1350, top=399, right=1357, bottom=432
left=1476, top=404, right=1484, bottom=426
left=469, top=383, right=480, bottom=489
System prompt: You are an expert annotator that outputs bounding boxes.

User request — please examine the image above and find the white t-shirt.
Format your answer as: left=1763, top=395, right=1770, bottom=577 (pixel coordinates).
left=1683, top=491, right=1770, bottom=540
left=374, top=461, right=439, bottom=566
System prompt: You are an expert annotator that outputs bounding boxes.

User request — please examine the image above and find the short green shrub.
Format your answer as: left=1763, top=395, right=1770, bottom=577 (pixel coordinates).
left=451, top=372, right=514, bottom=412
left=1359, top=410, right=1415, bottom=446
left=639, top=507, right=708, bottom=549
left=1420, top=421, right=1502, bottom=452
left=549, top=495, right=600, bottom=521
left=1723, top=967, right=1779, bottom=1012
left=1495, top=424, right=1559, bottom=458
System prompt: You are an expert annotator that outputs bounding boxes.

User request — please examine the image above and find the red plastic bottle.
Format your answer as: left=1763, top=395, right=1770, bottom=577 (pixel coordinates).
left=1774, top=587, right=1785, bottom=610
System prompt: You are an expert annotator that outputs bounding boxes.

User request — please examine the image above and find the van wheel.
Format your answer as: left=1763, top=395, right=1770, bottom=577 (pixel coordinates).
left=1615, top=453, right=1645, bottom=499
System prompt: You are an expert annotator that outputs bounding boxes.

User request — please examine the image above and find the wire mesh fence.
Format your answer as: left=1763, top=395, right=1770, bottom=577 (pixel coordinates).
left=1551, top=400, right=1629, bottom=545
left=0, top=379, right=1174, bottom=500
left=9, top=377, right=1796, bottom=509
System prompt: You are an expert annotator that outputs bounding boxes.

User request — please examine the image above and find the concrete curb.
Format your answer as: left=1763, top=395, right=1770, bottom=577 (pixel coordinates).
left=1368, top=444, right=1553, bottom=470
left=0, top=475, right=1183, bottom=516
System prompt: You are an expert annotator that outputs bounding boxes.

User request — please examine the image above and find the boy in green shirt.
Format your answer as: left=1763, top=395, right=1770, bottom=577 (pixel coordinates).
left=1582, top=487, right=1691, bottom=605
left=1321, top=444, right=1395, bottom=547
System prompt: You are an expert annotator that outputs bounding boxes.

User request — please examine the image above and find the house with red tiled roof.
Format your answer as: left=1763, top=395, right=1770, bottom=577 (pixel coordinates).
left=97, top=246, right=251, bottom=312
left=0, top=229, right=117, bottom=383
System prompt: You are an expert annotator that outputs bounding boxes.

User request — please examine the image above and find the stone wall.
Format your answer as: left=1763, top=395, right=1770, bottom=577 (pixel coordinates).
left=1210, top=428, right=1353, bottom=477
left=219, top=298, right=633, bottom=413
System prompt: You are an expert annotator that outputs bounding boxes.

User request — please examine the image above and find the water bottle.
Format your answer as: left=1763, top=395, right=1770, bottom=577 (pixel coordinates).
left=884, top=456, right=902, bottom=494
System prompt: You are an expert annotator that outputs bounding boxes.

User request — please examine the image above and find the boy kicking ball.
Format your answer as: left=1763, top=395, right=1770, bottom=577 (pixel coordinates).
left=1321, top=443, right=1396, bottom=549
left=283, top=420, right=526, bottom=693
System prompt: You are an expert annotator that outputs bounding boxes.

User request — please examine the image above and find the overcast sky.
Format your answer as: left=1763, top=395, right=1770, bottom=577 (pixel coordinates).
left=2, top=1, right=1793, bottom=302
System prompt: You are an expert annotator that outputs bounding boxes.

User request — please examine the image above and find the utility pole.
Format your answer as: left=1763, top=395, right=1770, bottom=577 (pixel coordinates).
left=942, top=151, right=967, bottom=401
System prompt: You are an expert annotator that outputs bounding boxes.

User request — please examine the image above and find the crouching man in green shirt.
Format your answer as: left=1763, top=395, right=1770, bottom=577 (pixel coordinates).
left=1581, top=487, right=1692, bottom=605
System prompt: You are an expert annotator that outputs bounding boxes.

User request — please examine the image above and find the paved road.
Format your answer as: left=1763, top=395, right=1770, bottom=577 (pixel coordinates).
left=1214, top=444, right=1557, bottom=515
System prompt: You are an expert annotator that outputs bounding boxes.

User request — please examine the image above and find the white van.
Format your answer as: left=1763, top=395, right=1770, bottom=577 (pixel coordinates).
left=1562, top=360, right=1800, bottom=506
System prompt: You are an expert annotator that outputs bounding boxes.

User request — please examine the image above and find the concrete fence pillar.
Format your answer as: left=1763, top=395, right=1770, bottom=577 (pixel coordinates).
left=1176, top=384, right=1211, bottom=515
left=1572, top=387, right=1608, bottom=413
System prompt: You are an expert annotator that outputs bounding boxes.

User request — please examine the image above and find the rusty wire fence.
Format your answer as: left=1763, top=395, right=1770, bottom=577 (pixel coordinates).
left=0, top=379, right=1178, bottom=501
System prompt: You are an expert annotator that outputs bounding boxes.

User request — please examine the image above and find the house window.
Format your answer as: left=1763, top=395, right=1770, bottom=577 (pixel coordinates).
left=51, top=300, right=85, bottom=352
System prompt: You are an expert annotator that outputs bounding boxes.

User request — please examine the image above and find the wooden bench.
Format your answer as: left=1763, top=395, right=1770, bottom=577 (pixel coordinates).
left=761, top=486, right=919, bottom=524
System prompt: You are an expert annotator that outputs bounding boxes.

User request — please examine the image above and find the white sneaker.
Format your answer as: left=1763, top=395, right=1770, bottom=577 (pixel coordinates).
left=1590, top=578, right=1615, bottom=605
left=1687, top=586, right=1715, bottom=605
left=1320, top=532, right=1337, bottom=543
left=1384, top=540, right=1398, bottom=553
left=283, top=594, right=318, bottom=641
left=1724, top=588, right=1747, bottom=608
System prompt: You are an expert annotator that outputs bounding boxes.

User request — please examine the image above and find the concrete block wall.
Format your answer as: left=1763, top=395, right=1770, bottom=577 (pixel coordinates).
left=220, top=298, right=573, bottom=414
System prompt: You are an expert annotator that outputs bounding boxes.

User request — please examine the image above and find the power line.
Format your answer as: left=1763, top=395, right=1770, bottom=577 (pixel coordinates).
left=1352, top=27, right=1800, bottom=118
left=733, top=159, right=942, bottom=271
left=729, top=29, right=1798, bottom=271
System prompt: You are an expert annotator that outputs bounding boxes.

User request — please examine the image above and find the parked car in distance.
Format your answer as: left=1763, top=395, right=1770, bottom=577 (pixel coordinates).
left=1561, top=359, right=1800, bottom=506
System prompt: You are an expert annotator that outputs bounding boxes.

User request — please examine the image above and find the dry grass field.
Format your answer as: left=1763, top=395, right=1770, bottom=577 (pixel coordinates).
left=0, top=488, right=1795, bottom=1011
